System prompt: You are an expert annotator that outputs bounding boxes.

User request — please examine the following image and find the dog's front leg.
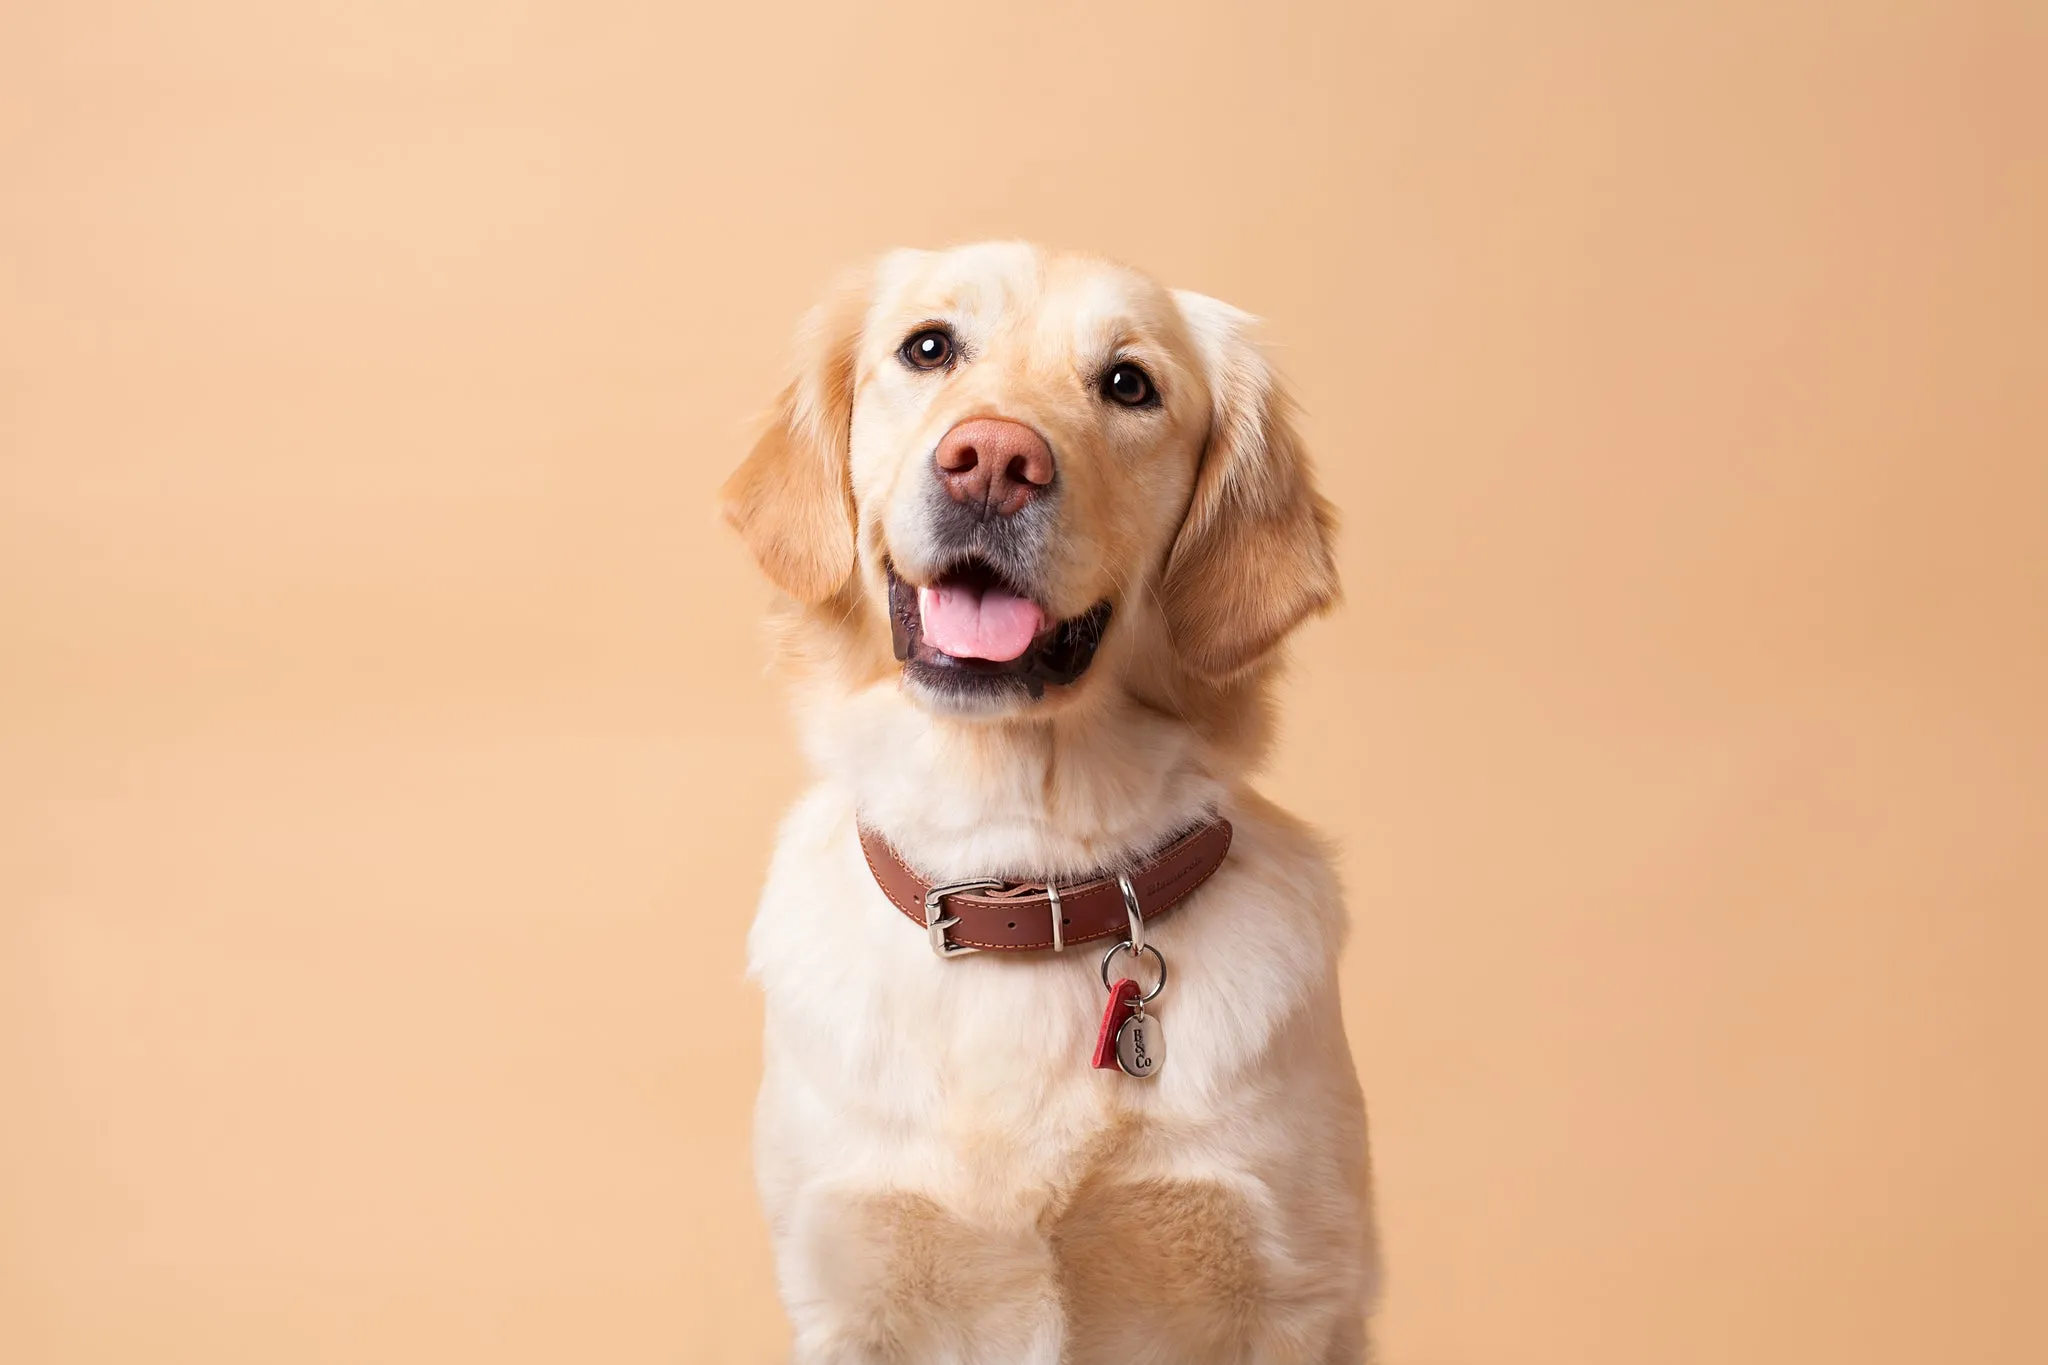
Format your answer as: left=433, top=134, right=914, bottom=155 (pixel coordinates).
left=787, top=1315, right=1062, bottom=1365
left=778, top=1186, right=1064, bottom=1365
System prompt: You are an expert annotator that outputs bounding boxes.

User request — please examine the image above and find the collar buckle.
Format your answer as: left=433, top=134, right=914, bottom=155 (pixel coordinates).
left=923, top=879, right=1005, bottom=958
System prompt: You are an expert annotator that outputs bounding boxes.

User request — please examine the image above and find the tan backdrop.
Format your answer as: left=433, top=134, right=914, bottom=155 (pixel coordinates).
left=3, top=2, right=2043, bottom=1362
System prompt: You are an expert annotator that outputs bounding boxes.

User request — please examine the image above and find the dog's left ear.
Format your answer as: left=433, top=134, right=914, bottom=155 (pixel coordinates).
left=720, top=268, right=872, bottom=604
left=1160, top=291, right=1341, bottom=679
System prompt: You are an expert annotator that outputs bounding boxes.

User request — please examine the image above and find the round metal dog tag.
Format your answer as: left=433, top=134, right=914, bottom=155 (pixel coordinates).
left=1114, top=1011, right=1164, bottom=1078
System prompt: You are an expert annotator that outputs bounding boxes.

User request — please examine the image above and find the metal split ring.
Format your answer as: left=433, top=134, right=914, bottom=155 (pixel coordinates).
left=1099, top=940, right=1167, bottom=1002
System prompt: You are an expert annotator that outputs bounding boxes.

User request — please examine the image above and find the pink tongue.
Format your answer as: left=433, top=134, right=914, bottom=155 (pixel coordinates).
left=916, top=582, right=1046, bottom=662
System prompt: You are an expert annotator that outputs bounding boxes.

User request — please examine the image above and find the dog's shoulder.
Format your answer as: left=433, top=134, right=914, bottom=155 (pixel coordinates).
left=743, top=782, right=861, bottom=975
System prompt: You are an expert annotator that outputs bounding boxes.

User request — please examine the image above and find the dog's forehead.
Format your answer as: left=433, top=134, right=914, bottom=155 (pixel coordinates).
left=874, top=244, right=1179, bottom=353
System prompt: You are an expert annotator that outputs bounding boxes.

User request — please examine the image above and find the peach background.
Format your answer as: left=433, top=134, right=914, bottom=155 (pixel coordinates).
left=3, top=2, right=2044, bottom=1362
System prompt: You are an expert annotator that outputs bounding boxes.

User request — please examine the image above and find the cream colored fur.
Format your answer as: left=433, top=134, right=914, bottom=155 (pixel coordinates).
left=727, top=242, right=1377, bottom=1364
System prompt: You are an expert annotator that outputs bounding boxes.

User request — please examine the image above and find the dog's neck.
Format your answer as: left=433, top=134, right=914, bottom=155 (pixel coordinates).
left=800, top=682, right=1232, bottom=884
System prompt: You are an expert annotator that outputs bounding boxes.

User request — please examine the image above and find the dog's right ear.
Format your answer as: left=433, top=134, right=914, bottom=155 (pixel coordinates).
left=1160, top=291, right=1341, bottom=680
left=721, top=269, right=871, bottom=604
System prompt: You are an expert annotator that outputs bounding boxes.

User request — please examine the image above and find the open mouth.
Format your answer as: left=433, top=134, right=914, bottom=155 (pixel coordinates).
left=887, top=559, right=1112, bottom=701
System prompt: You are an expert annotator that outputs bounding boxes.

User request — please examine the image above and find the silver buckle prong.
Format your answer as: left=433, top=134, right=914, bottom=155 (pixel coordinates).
left=1047, top=879, right=1064, bottom=953
left=923, top=879, right=1004, bottom=959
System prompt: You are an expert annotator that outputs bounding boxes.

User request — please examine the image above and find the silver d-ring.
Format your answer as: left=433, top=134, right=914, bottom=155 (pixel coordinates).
left=1116, top=872, right=1145, bottom=952
left=1099, top=940, right=1167, bottom=1002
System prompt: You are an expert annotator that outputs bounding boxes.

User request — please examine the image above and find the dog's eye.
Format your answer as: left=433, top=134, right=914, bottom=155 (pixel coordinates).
left=900, top=328, right=955, bottom=371
left=1102, top=363, right=1156, bottom=408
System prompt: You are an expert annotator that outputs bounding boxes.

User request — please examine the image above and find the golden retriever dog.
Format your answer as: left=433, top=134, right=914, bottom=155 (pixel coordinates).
left=724, top=242, right=1376, bottom=1364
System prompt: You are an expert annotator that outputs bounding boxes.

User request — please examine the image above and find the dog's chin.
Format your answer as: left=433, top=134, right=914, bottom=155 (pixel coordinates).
left=886, top=564, right=1112, bottom=718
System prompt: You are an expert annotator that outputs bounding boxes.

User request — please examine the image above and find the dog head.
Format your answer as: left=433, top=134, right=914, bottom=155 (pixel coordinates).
left=724, top=242, right=1337, bottom=725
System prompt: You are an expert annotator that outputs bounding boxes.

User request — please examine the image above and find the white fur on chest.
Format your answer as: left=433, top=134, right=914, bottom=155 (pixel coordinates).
left=748, top=783, right=1347, bottom=1222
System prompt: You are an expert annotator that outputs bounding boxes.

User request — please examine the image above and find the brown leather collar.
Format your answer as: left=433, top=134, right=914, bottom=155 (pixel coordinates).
left=858, top=819, right=1233, bottom=957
